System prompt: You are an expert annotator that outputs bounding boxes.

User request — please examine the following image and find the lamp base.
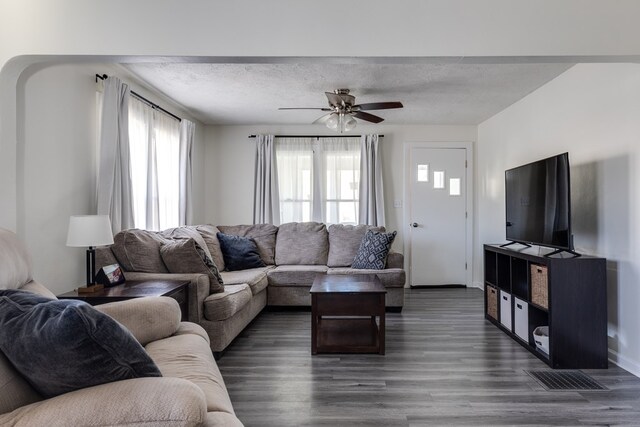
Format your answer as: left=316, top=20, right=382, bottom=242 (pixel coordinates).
left=77, top=284, right=104, bottom=294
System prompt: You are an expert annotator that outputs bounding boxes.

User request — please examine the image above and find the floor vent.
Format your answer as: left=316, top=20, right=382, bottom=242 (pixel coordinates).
left=525, top=370, right=608, bottom=391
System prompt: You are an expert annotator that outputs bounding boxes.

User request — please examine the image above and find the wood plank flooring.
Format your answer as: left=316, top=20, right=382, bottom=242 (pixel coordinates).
left=217, top=288, right=640, bottom=426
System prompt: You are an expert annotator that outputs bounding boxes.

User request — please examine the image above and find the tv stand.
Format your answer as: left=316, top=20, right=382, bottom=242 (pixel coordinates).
left=544, top=248, right=581, bottom=258
left=500, top=241, right=532, bottom=249
left=483, top=244, right=607, bottom=369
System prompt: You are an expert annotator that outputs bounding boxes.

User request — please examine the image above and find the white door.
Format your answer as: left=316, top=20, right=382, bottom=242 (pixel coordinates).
left=408, top=147, right=467, bottom=286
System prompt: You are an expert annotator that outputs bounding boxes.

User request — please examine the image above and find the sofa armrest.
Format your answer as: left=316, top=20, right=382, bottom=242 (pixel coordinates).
left=95, top=297, right=181, bottom=346
left=0, top=377, right=207, bottom=427
left=387, top=251, right=404, bottom=269
left=124, top=272, right=210, bottom=323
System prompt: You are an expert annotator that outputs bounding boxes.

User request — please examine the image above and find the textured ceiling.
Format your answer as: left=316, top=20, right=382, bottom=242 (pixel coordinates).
left=122, top=62, right=575, bottom=125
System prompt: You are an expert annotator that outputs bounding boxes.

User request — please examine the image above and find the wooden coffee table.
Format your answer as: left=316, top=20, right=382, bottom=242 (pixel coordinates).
left=58, top=279, right=190, bottom=321
left=310, top=274, right=386, bottom=355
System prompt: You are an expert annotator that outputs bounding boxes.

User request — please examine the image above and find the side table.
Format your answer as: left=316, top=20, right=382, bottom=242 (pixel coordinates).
left=58, top=279, right=190, bottom=321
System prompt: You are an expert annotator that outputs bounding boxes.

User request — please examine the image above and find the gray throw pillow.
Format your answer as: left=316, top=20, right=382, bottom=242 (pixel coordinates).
left=217, top=232, right=266, bottom=271
left=0, top=290, right=161, bottom=398
left=352, top=230, right=397, bottom=270
left=111, top=229, right=169, bottom=273
left=160, top=238, right=224, bottom=293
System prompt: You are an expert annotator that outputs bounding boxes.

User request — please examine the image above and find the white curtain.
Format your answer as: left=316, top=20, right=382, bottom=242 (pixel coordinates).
left=276, top=137, right=315, bottom=224
left=253, top=135, right=280, bottom=225
left=274, top=137, right=360, bottom=224
left=359, top=134, right=385, bottom=226
left=128, top=97, right=180, bottom=231
left=179, top=120, right=195, bottom=226
left=96, top=77, right=134, bottom=233
left=317, top=137, right=360, bottom=225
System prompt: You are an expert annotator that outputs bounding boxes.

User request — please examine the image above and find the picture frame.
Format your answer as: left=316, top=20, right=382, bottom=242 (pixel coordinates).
left=95, top=263, right=126, bottom=287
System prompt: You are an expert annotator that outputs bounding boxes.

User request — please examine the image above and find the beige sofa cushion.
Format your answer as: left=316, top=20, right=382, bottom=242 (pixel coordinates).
left=0, top=352, right=41, bottom=415
left=327, top=224, right=384, bottom=267
left=160, top=238, right=224, bottom=293
left=145, top=333, right=235, bottom=415
left=159, top=226, right=214, bottom=264
left=0, top=377, right=207, bottom=426
left=0, top=228, right=32, bottom=290
left=195, top=224, right=226, bottom=271
left=275, top=222, right=329, bottom=265
left=268, top=265, right=328, bottom=286
left=203, top=284, right=252, bottom=321
left=327, top=268, right=406, bottom=288
left=217, top=224, right=278, bottom=265
left=220, top=267, right=271, bottom=295
left=112, top=229, right=169, bottom=273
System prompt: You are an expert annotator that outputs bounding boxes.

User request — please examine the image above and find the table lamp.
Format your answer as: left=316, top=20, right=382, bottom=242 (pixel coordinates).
left=66, top=215, right=114, bottom=293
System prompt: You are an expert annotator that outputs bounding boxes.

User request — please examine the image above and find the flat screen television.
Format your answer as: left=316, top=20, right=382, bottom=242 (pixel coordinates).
left=505, top=152, right=572, bottom=251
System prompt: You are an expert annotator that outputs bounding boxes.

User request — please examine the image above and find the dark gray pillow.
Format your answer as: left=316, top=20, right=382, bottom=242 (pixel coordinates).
left=0, top=290, right=161, bottom=398
left=160, top=238, right=224, bottom=293
left=352, top=230, right=397, bottom=270
left=217, top=232, right=266, bottom=271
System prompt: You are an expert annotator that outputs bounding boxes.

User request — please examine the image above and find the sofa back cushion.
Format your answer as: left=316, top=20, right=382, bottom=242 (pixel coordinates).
left=112, top=229, right=169, bottom=273
left=327, top=224, right=385, bottom=267
left=195, top=225, right=226, bottom=271
left=217, top=224, right=278, bottom=265
left=0, top=351, right=41, bottom=415
left=275, top=222, right=329, bottom=265
left=0, top=228, right=32, bottom=290
left=159, top=226, right=214, bottom=264
left=160, top=239, right=224, bottom=293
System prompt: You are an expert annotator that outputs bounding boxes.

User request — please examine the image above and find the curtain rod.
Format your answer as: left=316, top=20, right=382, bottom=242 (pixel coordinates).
left=248, top=134, right=384, bottom=138
left=95, top=74, right=182, bottom=122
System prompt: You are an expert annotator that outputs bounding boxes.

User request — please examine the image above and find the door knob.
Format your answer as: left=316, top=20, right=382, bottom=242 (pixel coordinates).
left=410, top=222, right=418, bottom=228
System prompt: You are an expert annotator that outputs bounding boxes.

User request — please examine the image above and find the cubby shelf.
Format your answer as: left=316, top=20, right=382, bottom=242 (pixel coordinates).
left=483, top=244, right=608, bottom=369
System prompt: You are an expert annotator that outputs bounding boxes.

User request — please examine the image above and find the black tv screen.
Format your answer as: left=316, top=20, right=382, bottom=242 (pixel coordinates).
left=505, top=153, right=572, bottom=250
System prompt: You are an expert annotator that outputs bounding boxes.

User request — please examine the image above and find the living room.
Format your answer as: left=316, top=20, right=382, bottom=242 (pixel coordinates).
left=2, top=1, right=640, bottom=426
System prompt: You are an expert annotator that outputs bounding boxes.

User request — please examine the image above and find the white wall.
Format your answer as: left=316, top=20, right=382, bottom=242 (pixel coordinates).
left=17, top=62, right=206, bottom=295
left=204, top=124, right=476, bottom=255
left=476, top=63, right=640, bottom=375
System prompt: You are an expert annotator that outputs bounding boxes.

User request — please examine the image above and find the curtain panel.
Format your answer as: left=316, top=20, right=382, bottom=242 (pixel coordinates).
left=179, top=120, right=195, bottom=226
left=96, top=77, right=134, bottom=233
left=128, top=97, right=180, bottom=231
left=359, top=134, right=386, bottom=226
left=253, top=135, right=280, bottom=225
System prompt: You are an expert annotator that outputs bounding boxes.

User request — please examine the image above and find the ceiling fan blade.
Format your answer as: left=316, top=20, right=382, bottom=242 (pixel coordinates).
left=278, top=107, right=332, bottom=111
left=354, top=111, right=384, bottom=124
left=353, top=101, right=403, bottom=111
left=325, top=92, right=344, bottom=107
left=313, top=113, right=333, bottom=124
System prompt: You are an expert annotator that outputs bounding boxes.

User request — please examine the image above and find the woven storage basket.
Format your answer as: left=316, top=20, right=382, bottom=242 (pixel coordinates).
left=486, top=285, right=498, bottom=320
left=531, top=264, right=549, bottom=309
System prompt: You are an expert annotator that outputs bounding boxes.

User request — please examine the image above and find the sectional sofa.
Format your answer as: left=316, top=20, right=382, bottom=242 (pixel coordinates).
left=0, top=228, right=242, bottom=426
left=96, top=222, right=406, bottom=355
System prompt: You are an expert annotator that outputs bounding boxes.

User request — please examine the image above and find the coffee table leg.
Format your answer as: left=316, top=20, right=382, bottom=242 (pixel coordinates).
left=379, top=296, right=385, bottom=355
left=311, top=295, right=318, bottom=355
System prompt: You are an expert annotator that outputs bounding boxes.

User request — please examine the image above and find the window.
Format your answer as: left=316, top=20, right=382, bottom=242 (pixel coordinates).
left=128, top=97, right=180, bottom=231
left=276, top=137, right=360, bottom=224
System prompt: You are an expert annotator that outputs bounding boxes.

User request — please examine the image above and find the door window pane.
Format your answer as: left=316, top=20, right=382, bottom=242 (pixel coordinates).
left=449, top=178, right=461, bottom=196
left=417, top=164, right=429, bottom=182
left=434, top=171, right=445, bottom=189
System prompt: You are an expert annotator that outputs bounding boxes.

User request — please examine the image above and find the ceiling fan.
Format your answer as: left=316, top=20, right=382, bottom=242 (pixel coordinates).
left=279, top=89, right=403, bottom=132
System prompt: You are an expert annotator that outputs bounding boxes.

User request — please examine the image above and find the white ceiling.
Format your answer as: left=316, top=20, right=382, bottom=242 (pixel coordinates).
left=122, top=62, right=575, bottom=126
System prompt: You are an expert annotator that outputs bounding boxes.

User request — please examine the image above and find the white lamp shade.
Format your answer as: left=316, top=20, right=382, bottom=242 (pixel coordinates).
left=66, top=215, right=114, bottom=247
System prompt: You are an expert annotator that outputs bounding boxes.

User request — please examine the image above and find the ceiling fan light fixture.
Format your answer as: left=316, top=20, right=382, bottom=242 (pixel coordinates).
left=326, top=113, right=339, bottom=130
left=343, top=115, right=357, bottom=132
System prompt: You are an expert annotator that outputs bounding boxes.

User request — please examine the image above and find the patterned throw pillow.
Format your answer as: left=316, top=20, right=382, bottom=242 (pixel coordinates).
left=352, top=230, right=397, bottom=270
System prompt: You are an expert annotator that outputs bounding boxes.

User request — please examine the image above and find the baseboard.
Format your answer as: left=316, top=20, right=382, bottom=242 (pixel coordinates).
left=471, top=281, right=484, bottom=290
left=608, top=348, right=640, bottom=378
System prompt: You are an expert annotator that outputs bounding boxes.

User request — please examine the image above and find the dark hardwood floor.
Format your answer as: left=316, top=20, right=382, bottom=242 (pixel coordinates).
left=217, top=288, right=640, bottom=426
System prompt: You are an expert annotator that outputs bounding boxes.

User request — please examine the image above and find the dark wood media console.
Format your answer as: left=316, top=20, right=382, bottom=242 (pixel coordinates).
left=484, top=244, right=608, bottom=369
